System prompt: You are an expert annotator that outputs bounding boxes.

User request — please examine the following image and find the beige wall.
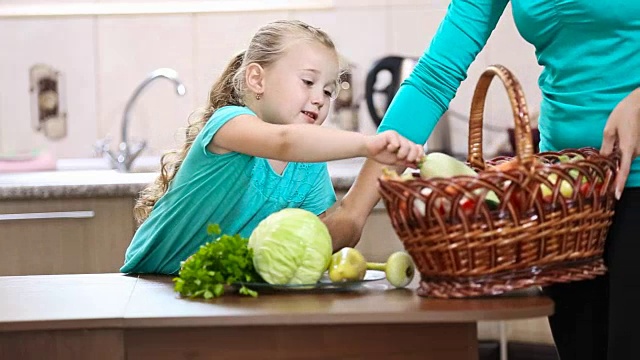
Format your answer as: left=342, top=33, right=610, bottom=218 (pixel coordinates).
left=0, top=0, right=542, bottom=159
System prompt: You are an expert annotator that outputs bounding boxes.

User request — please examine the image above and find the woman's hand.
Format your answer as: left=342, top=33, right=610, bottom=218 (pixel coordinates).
left=366, top=130, right=424, bottom=167
left=600, top=88, right=640, bottom=199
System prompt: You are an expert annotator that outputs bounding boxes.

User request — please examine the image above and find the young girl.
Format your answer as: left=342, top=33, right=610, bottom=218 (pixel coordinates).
left=120, top=20, right=423, bottom=275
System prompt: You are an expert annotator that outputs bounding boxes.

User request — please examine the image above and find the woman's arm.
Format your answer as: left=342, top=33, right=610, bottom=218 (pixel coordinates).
left=323, top=159, right=388, bottom=250
left=379, top=0, right=510, bottom=144
left=325, top=0, right=510, bottom=248
left=210, top=114, right=423, bottom=165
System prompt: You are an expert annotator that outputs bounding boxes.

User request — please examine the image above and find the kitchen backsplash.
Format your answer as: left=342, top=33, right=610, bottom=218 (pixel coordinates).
left=0, top=0, right=542, bottom=159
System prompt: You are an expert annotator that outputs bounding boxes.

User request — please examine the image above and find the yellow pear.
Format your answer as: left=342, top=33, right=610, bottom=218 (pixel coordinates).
left=367, top=251, right=416, bottom=288
left=328, top=247, right=367, bottom=282
left=540, top=173, right=574, bottom=198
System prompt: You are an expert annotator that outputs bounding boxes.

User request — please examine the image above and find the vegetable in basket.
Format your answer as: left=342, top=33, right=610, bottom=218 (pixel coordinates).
left=498, top=153, right=604, bottom=201
left=418, top=152, right=478, bottom=179
left=383, top=152, right=500, bottom=216
left=421, top=152, right=501, bottom=209
left=249, top=208, right=333, bottom=285
left=545, top=153, right=604, bottom=199
left=421, top=152, right=604, bottom=213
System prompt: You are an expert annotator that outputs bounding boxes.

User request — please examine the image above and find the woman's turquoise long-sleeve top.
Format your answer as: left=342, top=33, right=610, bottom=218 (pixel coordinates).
left=378, top=0, right=640, bottom=187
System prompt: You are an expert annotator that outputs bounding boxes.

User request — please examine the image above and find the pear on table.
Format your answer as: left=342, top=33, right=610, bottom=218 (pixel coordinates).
left=328, top=247, right=368, bottom=282
left=367, top=251, right=416, bottom=288
left=328, top=248, right=416, bottom=288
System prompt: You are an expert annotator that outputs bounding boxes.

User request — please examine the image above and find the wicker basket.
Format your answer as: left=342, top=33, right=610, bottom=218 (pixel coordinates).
left=378, top=65, right=619, bottom=298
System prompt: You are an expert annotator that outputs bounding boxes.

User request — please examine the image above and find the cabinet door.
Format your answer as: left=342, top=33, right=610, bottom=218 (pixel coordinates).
left=335, top=191, right=405, bottom=262
left=356, top=203, right=406, bottom=262
left=0, top=197, right=136, bottom=275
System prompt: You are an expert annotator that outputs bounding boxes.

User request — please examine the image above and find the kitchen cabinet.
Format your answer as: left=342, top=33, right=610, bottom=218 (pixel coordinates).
left=334, top=191, right=404, bottom=263
left=0, top=197, right=136, bottom=276
left=355, top=200, right=405, bottom=262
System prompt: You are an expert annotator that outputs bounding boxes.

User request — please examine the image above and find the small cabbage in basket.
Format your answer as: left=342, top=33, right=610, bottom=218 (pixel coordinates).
left=384, top=152, right=500, bottom=217
left=418, top=152, right=478, bottom=179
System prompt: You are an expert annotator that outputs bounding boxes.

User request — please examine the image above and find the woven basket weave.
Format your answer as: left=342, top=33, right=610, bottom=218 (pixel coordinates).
left=378, top=65, right=619, bottom=298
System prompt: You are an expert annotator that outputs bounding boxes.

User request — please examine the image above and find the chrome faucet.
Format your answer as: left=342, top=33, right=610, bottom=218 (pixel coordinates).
left=96, top=68, right=186, bottom=172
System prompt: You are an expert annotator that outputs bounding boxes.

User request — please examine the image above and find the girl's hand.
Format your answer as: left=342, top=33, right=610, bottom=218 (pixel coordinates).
left=366, top=130, right=424, bottom=167
left=600, top=88, right=640, bottom=199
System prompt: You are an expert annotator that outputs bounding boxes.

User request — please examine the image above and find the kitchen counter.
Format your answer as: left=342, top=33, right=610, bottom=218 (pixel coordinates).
left=0, top=157, right=365, bottom=200
left=0, top=273, right=554, bottom=360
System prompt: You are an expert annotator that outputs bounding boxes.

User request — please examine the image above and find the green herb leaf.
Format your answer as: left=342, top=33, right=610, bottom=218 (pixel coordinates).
left=173, top=224, right=262, bottom=299
left=238, top=285, right=258, bottom=297
left=207, top=224, right=221, bottom=236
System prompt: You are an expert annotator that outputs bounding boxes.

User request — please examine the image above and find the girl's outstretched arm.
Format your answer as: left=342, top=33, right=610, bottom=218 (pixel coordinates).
left=210, top=114, right=423, bottom=165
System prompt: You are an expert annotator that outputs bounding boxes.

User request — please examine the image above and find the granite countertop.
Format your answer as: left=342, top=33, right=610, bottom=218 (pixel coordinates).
left=0, top=157, right=365, bottom=200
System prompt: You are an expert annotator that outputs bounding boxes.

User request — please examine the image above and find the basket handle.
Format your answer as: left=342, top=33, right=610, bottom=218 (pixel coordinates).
left=467, top=65, right=535, bottom=170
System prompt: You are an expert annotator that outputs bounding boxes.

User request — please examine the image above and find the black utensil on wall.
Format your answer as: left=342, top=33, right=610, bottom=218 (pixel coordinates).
left=364, top=55, right=418, bottom=127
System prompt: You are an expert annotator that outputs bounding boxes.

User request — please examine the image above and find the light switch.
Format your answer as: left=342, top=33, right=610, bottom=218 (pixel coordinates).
left=29, top=64, right=67, bottom=140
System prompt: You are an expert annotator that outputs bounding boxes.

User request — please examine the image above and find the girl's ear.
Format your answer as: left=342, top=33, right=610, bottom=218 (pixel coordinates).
left=245, top=63, right=265, bottom=94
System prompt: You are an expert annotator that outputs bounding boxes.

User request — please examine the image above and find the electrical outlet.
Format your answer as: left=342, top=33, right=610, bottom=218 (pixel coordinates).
left=29, top=64, right=67, bottom=140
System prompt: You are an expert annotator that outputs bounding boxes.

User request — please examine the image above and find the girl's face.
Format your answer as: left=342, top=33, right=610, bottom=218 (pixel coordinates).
left=259, top=40, right=339, bottom=126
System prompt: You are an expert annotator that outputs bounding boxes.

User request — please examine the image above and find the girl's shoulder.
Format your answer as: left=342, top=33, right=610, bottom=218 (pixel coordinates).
left=198, top=105, right=256, bottom=147
left=207, top=105, right=256, bottom=128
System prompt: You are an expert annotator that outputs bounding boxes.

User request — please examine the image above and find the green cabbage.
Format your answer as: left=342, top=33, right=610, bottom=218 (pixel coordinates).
left=248, top=208, right=332, bottom=285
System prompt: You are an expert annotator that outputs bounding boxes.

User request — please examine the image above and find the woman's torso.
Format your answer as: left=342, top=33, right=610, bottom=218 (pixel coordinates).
left=510, top=0, right=640, bottom=185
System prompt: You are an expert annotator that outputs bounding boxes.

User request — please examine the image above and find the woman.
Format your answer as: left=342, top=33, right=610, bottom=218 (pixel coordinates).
left=323, top=1, right=640, bottom=359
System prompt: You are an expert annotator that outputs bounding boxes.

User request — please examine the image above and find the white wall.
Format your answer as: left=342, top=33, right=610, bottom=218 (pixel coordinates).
left=0, top=0, right=542, bottom=159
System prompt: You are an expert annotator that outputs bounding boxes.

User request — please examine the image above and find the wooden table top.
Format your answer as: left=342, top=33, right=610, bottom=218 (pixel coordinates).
left=0, top=273, right=554, bottom=332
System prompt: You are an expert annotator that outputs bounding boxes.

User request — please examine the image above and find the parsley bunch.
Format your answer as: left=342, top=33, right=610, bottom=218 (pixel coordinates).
left=173, top=224, right=263, bottom=299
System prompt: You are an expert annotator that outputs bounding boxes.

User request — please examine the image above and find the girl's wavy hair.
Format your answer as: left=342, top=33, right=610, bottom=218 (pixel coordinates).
left=134, top=20, right=337, bottom=224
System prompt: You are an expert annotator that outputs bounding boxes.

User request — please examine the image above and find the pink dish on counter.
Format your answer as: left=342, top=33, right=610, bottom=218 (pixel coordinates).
left=0, top=150, right=56, bottom=173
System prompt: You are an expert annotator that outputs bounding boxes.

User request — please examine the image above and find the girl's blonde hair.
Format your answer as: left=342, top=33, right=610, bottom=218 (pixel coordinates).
left=134, top=20, right=337, bottom=224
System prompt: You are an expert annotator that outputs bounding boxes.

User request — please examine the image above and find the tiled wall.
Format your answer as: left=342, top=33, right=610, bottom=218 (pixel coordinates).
left=0, top=0, right=542, bottom=159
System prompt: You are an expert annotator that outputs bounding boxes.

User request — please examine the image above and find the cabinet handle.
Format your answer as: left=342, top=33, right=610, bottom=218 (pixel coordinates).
left=0, top=211, right=95, bottom=221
